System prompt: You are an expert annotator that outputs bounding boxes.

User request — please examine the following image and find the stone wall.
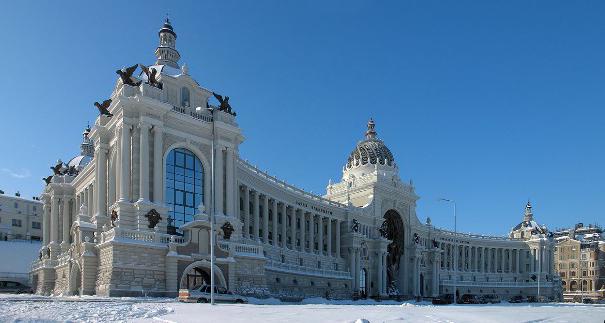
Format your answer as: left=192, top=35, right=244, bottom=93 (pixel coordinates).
left=230, top=257, right=268, bottom=296
left=265, top=270, right=352, bottom=299
left=53, top=264, right=69, bottom=296
left=97, top=242, right=168, bottom=297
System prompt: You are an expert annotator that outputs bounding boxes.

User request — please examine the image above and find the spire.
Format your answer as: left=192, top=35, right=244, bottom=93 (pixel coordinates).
left=524, top=200, right=533, bottom=222
left=155, top=17, right=181, bottom=68
left=80, top=125, right=94, bottom=157
left=365, top=118, right=377, bottom=139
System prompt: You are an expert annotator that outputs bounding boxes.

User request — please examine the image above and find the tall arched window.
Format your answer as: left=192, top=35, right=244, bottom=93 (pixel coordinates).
left=181, top=87, right=190, bottom=107
left=165, top=148, right=204, bottom=234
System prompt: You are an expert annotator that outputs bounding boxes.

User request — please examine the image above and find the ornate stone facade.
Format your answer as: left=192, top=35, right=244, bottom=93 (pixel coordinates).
left=31, top=19, right=560, bottom=301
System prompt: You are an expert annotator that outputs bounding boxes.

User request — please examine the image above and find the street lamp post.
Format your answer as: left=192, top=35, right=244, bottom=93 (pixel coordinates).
left=199, top=106, right=217, bottom=305
left=439, top=198, right=456, bottom=303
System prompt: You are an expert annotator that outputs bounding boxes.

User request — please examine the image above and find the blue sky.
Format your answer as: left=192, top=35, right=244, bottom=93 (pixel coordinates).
left=0, top=1, right=603, bottom=236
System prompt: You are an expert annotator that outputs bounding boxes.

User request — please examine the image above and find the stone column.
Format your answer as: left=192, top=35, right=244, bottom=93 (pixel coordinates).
left=271, top=199, right=278, bottom=245
left=335, top=219, right=341, bottom=258
left=253, top=192, right=259, bottom=240
left=318, top=216, right=324, bottom=254
left=507, top=249, right=512, bottom=273
left=461, top=245, right=466, bottom=271
left=152, top=125, right=163, bottom=204
left=486, top=248, right=491, bottom=273
left=516, top=249, right=520, bottom=273
left=300, top=211, right=305, bottom=251
left=225, top=148, right=234, bottom=216
left=280, top=203, right=287, bottom=247
left=382, top=252, right=387, bottom=294
left=262, top=195, right=269, bottom=243
left=326, top=218, right=332, bottom=256
left=95, top=146, right=108, bottom=222
left=119, top=124, right=131, bottom=202
left=349, top=248, right=356, bottom=289
left=42, top=202, right=50, bottom=246
left=290, top=206, right=296, bottom=249
left=377, top=249, right=383, bottom=296
left=243, top=186, right=250, bottom=238
left=61, top=198, right=70, bottom=248
left=309, top=214, right=315, bottom=252
left=355, top=249, right=360, bottom=291
left=215, top=146, right=224, bottom=216
left=501, top=248, right=505, bottom=273
left=50, top=196, right=59, bottom=244
left=138, top=122, right=150, bottom=202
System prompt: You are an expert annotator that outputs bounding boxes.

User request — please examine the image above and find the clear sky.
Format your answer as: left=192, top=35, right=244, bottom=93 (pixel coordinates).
left=0, top=1, right=603, bottom=236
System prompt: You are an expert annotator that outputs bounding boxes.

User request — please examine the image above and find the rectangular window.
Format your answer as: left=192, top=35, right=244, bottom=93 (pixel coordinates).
left=12, top=219, right=22, bottom=227
left=32, top=222, right=41, bottom=229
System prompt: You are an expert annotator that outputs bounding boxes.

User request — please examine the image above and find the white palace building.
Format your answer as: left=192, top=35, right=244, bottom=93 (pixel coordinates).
left=31, top=20, right=561, bottom=301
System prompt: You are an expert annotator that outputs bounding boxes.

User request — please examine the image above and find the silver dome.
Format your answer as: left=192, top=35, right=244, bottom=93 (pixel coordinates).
left=346, top=119, right=395, bottom=169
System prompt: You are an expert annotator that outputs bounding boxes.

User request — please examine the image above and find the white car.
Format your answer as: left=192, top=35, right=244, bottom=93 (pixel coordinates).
left=183, top=285, right=248, bottom=304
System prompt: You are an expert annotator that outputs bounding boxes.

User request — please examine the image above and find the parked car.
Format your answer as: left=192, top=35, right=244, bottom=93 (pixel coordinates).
left=460, top=294, right=482, bottom=304
left=0, top=281, right=32, bottom=294
left=582, top=298, right=594, bottom=304
left=432, top=294, right=454, bottom=305
left=481, top=294, right=501, bottom=304
left=508, top=295, right=526, bottom=303
left=180, top=285, right=248, bottom=304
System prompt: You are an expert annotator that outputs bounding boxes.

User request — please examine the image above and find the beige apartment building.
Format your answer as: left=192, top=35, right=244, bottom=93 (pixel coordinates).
left=0, top=192, right=43, bottom=241
left=554, top=223, right=605, bottom=302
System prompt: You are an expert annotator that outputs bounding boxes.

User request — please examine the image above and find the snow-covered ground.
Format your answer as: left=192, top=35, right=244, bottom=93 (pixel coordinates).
left=0, top=294, right=603, bottom=323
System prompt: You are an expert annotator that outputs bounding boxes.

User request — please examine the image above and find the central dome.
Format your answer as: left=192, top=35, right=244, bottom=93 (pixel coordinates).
left=346, top=119, right=395, bottom=170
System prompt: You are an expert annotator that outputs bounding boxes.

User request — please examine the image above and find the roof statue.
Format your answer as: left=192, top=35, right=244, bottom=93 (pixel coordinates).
left=212, top=92, right=236, bottom=116
left=116, top=64, right=142, bottom=87
left=139, top=64, right=162, bottom=89
left=94, top=99, right=113, bottom=118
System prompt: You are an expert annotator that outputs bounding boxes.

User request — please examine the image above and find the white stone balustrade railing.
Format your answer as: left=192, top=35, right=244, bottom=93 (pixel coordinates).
left=217, top=240, right=263, bottom=258
left=432, top=228, right=509, bottom=241
left=266, top=259, right=351, bottom=279
left=238, top=159, right=347, bottom=209
left=440, top=280, right=554, bottom=288
left=100, top=227, right=184, bottom=245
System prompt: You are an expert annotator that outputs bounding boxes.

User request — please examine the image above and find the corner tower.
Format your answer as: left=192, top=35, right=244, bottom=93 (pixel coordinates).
left=155, top=18, right=181, bottom=68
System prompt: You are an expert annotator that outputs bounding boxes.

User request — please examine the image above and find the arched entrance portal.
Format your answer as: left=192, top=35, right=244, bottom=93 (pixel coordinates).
left=179, top=260, right=228, bottom=291
left=381, top=209, right=404, bottom=294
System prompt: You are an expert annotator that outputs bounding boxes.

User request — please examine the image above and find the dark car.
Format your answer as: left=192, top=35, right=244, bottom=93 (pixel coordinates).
left=460, top=294, right=482, bottom=304
left=582, top=298, right=594, bottom=304
left=509, top=295, right=526, bottom=303
left=481, top=294, right=501, bottom=304
left=432, top=294, right=454, bottom=305
left=0, top=281, right=32, bottom=294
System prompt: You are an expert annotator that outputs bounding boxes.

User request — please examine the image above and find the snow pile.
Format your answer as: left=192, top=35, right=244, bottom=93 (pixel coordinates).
left=0, top=298, right=174, bottom=322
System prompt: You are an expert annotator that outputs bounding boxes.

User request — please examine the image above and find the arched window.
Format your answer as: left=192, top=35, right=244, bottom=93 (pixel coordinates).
left=165, top=148, right=204, bottom=234
left=181, top=87, right=190, bottom=107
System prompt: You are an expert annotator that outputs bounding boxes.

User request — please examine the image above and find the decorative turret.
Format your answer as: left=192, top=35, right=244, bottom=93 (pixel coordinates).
left=155, top=18, right=181, bottom=68
left=365, top=118, right=377, bottom=139
left=81, top=125, right=94, bottom=157
left=524, top=200, right=533, bottom=222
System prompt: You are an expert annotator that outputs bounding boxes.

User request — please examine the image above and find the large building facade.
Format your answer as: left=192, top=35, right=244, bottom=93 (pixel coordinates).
left=0, top=192, right=43, bottom=241
left=31, top=20, right=560, bottom=300
left=553, top=224, right=605, bottom=302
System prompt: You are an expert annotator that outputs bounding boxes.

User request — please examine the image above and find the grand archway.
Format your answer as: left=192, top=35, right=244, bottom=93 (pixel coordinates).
left=381, top=209, right=404, bottom=294
left=179, top=260, right=228, bottom=291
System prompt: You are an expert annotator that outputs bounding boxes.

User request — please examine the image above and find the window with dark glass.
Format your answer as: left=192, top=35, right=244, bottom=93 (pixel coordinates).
left=165, top=148, right=204, bottom=234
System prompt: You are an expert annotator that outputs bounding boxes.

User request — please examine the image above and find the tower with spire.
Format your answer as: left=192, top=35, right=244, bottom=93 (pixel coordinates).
left=524, top=200, right=533, bottom=222
left=155, top=18, right=180, bottom=68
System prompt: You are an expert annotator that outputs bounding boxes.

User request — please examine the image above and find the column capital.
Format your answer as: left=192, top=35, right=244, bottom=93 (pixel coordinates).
left=138, top=121, right=151, bottom=130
